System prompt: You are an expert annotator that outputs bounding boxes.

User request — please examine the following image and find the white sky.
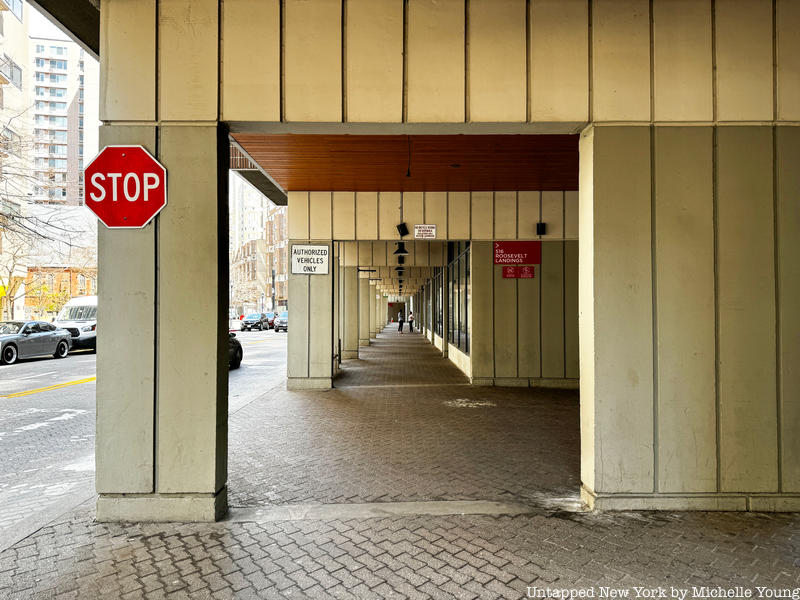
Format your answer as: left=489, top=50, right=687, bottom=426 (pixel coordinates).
left=28, top=3, right=71, bottom=41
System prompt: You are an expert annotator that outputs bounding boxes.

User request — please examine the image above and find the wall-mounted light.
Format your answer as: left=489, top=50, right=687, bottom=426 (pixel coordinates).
left=397, top=255, right=405, bottom=265
left=396, top=222, right=409, bottom=237
left=536, top=222, right=547, bottom=236
left=393, top=241, right=409, bottom=256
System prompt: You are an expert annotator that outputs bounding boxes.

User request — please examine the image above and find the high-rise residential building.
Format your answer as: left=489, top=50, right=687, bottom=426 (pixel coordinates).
left=29, top=32, right=98, bottom=205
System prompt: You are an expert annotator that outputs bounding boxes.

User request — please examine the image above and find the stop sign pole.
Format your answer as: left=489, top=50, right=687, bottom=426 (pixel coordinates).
left=83, top=145, right=168, bottom=229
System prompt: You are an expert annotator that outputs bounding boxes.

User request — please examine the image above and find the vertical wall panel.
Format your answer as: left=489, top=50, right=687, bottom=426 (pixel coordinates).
left=541, top=241, right=565, bottom=378
left=448, top=192, right=471, bottom=239
left=159, top=0, right=218, bottom=120
left=471, top=192, right=494, bottom=240
left=777, top=0, right=800, bottom=121
left=517, top=191, right=540, bottom=240
left=424, top=192, right=448, bottom=239
left=541, top=191, right=564, bottom=239
left=717, top=127, right=777, bottom=492
left=309, top=192, right=332, bottom=239
left=564, top=191, right=579, bottom=240
left=470, top=243, right=494, bottom=379
left=590, top=126, right=654, bottom=493
left=287, top=269, right=310, bottom=376
left=402, top=192, right=425, bottom=229
left=332, top=192, right=356, bottom=240
left=379, top=192, right=402, bottom=240
left=655, top=127, right=716, bottom=493
left=777, top=127, right=800, bottom=491
left=100, top=0, right=156, bottom=121
left=530, top=0, right=589, bottom=122
left=358, top=241, right=373, bottom=266
left=592, top=0, right=651, bottom=122
left=494, top=192, right=517, bottom=239
left=564, top=240, right=579, bottom=379
left=355, top=192, right=379, bottom=239
left=346, top=0, right=403, bottom=122
left=309, top=247, right=334, bottom=377
left=517, top=274, right=541, bottom=379
left=285, top=0, right=342, bottom=121
left=288, top=192, right=309, bottom=239
left=222, top=0, right=280, bottom=121
left=652, top=0, right=713, bottom=122
left=468, top=0, right=526, bottom=122
left=407, top=0, right=465, bottom=122
left=493, top=269, right=518, bottom=379
left=715, top=0, right=773, bottom=121
left=372, top=241, right=388, bottom=267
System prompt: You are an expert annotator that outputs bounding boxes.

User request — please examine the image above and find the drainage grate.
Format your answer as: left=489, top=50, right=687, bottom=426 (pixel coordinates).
left=443, top=398, right=496, bottom=408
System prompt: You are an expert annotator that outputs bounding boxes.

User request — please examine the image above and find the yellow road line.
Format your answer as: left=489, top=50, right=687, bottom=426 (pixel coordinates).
left=1, top=376, right=96, bottom=399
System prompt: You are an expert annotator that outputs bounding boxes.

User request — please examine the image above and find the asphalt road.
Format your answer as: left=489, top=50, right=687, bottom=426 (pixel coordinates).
left=0, top=329, right=287, bottom=552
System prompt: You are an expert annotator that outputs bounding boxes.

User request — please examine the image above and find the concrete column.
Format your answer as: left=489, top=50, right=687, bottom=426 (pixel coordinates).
left=341, top=267, right=359, bottom=359
left=358, top=277, right=371, bottom=346
left=332, top=253, right=340, bottom=374
left=96, top=1, right=227, bottom=522
left=369, top=282, right=378, bottom=338
left=287, top=240, right=334, bottom=390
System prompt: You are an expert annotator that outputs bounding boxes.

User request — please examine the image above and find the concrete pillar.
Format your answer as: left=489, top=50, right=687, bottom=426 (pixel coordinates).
left=96, top=0, right=227, bottom=521
left=287, top=241, right=334, bottom=390
left=369, top=282, right=377, bottom=338
left=332, top=251, right=340, bottom=374
left=341, top=267, right=359, bottom=359
left=358, top=276, right=371, bottom=346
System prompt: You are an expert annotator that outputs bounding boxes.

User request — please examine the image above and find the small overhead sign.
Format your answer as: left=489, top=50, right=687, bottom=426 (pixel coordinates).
left=494, top=241, right=541, bottom=265
left=414, top=224, right=437, bottom=239
left=291, top=244, right=329, bottom=275
left=502, top=265, right=536, bottom=279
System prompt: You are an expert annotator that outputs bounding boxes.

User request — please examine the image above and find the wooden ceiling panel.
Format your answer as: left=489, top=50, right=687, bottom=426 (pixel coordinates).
left=231, top=134, right=578, bottom=191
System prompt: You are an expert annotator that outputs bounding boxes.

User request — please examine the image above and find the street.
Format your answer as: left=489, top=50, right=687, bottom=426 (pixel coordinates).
left=0, top=329, right=287, bottom=552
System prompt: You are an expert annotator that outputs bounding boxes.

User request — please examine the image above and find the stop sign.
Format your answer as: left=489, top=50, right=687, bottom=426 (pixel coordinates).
left=83, top=145, right=167, bottom=228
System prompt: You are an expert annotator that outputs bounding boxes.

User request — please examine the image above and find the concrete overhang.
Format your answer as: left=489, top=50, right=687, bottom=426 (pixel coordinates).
left=28, top=0, right=100, bottom=61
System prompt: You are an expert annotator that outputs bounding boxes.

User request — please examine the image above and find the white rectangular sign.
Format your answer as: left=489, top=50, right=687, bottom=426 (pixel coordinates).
left=414, top=224, right=437, bottom=239
left=291, top=244, right=329, bottom=275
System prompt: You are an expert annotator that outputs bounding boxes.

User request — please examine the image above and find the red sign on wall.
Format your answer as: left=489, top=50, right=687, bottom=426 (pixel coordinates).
left=502, top=266, right=518, bottom=278
left=494, top=241, right=541, bottom=265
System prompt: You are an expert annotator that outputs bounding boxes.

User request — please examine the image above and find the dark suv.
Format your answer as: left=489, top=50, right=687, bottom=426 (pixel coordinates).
left=242, top=312, right=269, bottom=331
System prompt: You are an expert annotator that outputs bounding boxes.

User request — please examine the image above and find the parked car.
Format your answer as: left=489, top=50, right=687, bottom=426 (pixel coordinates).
left=265, top=312, right=275, bottom=329
left=0, top=321, right=72, bottom=365
left=229, top=318, right=243, bottom=332
left=242, top=312, right=269, bottom=331
left=228, top=332, right=243, bottom=369
left=55, top=295, right=97, bottom=351
left=273, top=311, right=288, bottom=332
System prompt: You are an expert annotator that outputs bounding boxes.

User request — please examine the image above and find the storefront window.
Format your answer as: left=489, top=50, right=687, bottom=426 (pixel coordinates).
left=446, top=242, right=470, bottom=354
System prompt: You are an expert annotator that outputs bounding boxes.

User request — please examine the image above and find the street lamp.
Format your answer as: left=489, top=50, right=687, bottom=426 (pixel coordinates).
left=260, top=291, right=265, bottom=312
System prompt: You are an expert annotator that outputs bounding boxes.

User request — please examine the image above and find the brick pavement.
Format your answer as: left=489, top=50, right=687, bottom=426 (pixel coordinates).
left=0, top=327, right=798, bottom=598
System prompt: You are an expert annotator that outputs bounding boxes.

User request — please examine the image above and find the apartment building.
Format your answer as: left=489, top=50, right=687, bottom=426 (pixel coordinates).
left=265, top=204, right=287, bottom=310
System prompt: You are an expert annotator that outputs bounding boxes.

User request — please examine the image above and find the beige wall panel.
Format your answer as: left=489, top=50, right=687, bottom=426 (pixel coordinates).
left=309, top=260, right=334, bottom=378
left=309, top=192, right=332, bottom=240
left=413, top=242, right=429, bottom=267
left=591, top=126, right=653, bottom=492
left=100, top=0, right=156, bottom=121
left=379, top=192, right=402, bottom=240
left=333, top=192, right=356, bottom=240
left=96, top=126, right=155, bottom=493
left=159, top=0, right=218, bottom=121
left=777, top=0, right=800, bottom=121
left=429, top=241, right=445, bottom=266
left=346, top=0, right=403, bottom=122
left=471, top=192, right=494, bottom=240
left=222, top=0, right=279, bottom=121
left=288, top=192, right=309, bottom=240
left=717, top=127, right=777, bottom=492
left=403, top=192, right=425, bottom=229
left=715, top=0, right=773, bottom=121
left=564, top=191, right=579, bottom=240
left=652, top=0, right=712, bottom=122
left=468, top=0, right=526, bottom=122
left=592, top=0, right=651, bottom=122
left=358, top=241, right=373, bottom=266
left=517, top=273, right=541, bottom=379
left=654, top=127, right=716, bottom=493
left=285, top=0, right=342, bottom=122
left=287, top=270, right=310, bottom=376
left=355, top=192, right=379, bottom=239
left=494, top=268, right=518, bottom=379
left=541, top=241, right=565, bottom=378
left=342, top=241, right=358, bottom=266
left=530, top=0, right=589, bottom=122
left=471, top=243, right=493, bottom=378
left=541, top=191, right=564, bottom=239
left=372, top=241, right=388, bottom=267
left=157, top=126, right=224, bottom=493
left=424, top=192, right=448, bottom=239
left=494, top=192, right=518, bottom=239
left=448, top=192, right=471, bottom=239
left=564, top=240, right=579, bottom=379
left=407, top=0, right=465, bottom=122
left=517, top=191, right=540, bottom=240
left=777, top=127, right=800, bottom=491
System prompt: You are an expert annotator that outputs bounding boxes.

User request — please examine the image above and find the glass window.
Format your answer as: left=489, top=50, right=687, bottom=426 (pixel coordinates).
left=35, top=72, right=45, bottom=81
left=36, top=44, right=45, bottom=53
left=9, top=0, right=23, bottom=21
left=1, top=55, right=23, bottom=88
left=35, top=86, right=46, bottom=96
left=445, top=243, right=470, bottom=354
left=35, top=57, right=45, bottom=68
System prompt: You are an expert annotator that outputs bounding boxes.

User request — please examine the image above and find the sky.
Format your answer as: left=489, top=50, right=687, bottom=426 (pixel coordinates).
left=28, top=3, right=71, bottom=41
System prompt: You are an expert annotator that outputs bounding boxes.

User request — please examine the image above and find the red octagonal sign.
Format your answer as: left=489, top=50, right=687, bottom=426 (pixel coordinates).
left=83, top=145, right=167, bottom=228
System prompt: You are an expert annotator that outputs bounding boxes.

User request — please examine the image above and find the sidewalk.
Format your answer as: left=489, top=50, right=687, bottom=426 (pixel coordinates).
left=0, top=327, right=797, bottom=598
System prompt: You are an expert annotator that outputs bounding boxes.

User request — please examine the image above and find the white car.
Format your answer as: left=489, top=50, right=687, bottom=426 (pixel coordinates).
left=55, top=296, right=97, bottom=351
